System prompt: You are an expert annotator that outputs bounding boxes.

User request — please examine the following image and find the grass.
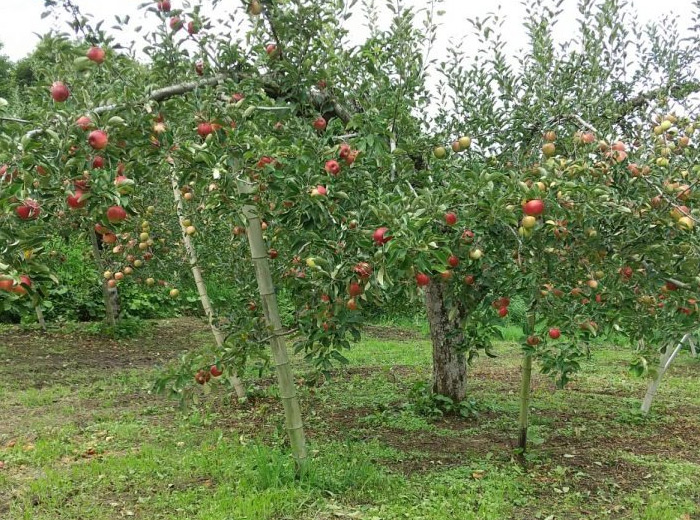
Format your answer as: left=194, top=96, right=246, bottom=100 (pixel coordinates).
left=0, top=317, right=698, bottom=519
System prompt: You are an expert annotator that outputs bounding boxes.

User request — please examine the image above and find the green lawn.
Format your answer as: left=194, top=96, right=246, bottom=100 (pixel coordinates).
left=0, top=318, right=698, bottom=519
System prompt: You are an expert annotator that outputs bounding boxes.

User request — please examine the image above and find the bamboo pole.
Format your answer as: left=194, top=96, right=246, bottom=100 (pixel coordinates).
left=170, top=172, right=246, bottom=400
left=641, top=333, right=689, bottom=414
left=517, top=311, right=536, bottom=452
left=237, top=178, right=307, bottom=471
left=35, top=304, right=46, bottom=331
left=89, top=227, right=118, bottom=327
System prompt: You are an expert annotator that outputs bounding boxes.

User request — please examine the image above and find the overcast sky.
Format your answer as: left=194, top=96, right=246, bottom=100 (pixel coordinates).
left=1, top=0, right=696, bottom=63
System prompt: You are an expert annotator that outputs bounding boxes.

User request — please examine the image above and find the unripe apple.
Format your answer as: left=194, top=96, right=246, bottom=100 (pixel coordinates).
left=542, top=143, right=556, bottom=157
left=521, top=215, right=537, bottom=229
left=104, top=271, right=113, bottom=279
left=458, top=136, right=471, bottom=149
left=146, top=277, right=155, bottom=286
left=186, top=225, right=196, bottom=235
left=678, top=216, right=694, bottom=230
left=248, top=0, right=263, bottom=15
left=114, top=272, right=124, bottom=281
left=469, top=249, right=483, bottom=260
left=169, top=288, right=180, bottom=298
left=433, top=146, right=447, bottom=159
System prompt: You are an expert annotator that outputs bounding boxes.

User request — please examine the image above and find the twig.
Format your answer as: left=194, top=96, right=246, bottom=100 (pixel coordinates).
left=566, top=114, right=599, bottom=135
left=640, top=176, right=700, bottom=225
left=0, top=117, right=31, bottom=124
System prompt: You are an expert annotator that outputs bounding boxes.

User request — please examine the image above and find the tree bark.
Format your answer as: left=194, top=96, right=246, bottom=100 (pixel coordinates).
left=89, top=228, right=119, bottom=327
left=238, top=179, right=307, bottom=473
left=424, top=280, right=467, bottom=402
left=170, top=172, right=246, bottom=400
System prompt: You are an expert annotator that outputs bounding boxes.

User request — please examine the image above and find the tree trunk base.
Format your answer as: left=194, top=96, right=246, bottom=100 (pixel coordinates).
left=425, top=281, right=467, bottom=402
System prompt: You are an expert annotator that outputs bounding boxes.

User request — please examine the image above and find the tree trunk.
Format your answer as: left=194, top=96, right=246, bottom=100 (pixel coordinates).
left=641, top=334, right=688, bottom=415
left=89, top=227, right=119, bottom=327
left=424, top=280, right=467, bottom=402
left=238, top=179, right=307, bottom=473
left=170, top=172, right=246, bottom=400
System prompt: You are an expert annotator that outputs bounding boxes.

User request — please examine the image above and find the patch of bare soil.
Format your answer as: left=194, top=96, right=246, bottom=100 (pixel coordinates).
left=363, top=325, right=427, bottom=341
left=0, top=317, right=209, bottom=387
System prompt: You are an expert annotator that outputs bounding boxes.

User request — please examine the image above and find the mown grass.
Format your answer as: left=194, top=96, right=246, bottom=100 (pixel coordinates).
left=0, top=317, right=698, bottom=519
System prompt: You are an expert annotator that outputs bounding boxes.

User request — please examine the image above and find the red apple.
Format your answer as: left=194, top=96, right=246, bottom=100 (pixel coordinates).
left=76, top=116, right=92, bottom=130
left=444, top=212, right=457, bottom=226
left=461, top=229, right=475, bottom=243
left=197, top=122, right=213, bottom=138
left=210, top=365, right=223, bottom=377
left=15, top=199, right=41, bottom=220
left=92, top=156, right=105, bottom=169
left=339, top=143, right=351, bottom=159
left=353, top=262, right=372, bottom=279
left=86, top=46, right=106, bottom=64
left=372, top=227, right=391, bottom=245
left=523, top=199, right=545, bottom=216
left=313, top=116, right=327, bottom=131
left=169, top=17, right=183, bottom=31
left=548, top=328, right=561, bottom=339
left=187, top=21, right=199, bottom=35
left=67, top=191, right=87, bottom=209
left=88, top=130, right=108, bottom=150
left=344, top=150, right=359, bottom=166
left=106, top=205, right=127, bottom=224
left=0, top=277, right=13, bottom=292
left=348, top=282, right=363, bottom=297
left=527, top=335, right=541, bottom=346
left=158, top=0, right=171, bottom=12
left=325, top=160, right=341, bottom=176
left=415, top=273, right=430, bottom=287
left=50, top=81, right=70, bottom=102
left=447, top=255, right=459, bottom=268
